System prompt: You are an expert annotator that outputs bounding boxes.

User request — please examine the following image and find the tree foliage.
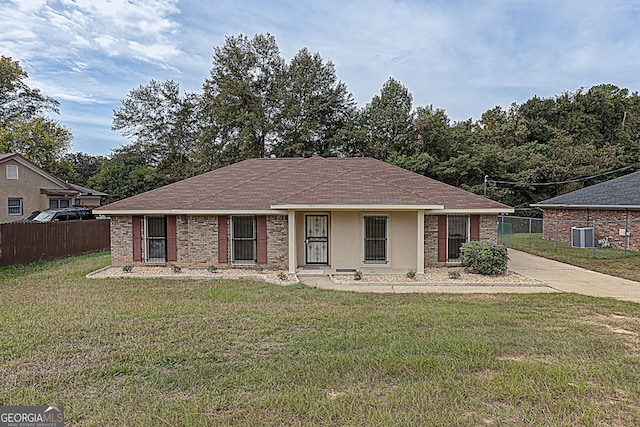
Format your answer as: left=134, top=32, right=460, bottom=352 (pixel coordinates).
left=113, top=79, right=200, bottom=182
left=201, top=34, right=286, bottom=165
left=0, top=56, right=71, bottom=171
left=88, top=144, right=168, bottom=204
left=273, top=48, right=356, bottom=157
left=99, top=33, right=640, bottom=207
left=57, top=152, right=108, bottom=186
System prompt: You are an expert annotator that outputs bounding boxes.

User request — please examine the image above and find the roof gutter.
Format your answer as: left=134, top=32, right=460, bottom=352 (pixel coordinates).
left=95, top=209, right=289, bottom=215
left=531, top=204, right=640, bottom=210
left=270, top=204, right=445, bottom=211
left=426, top=208, right=515, bottom=214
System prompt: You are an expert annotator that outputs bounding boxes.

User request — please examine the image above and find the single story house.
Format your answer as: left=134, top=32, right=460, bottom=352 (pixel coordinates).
left=96, top=157, right=513, bottom=273
left=532, top=171, right=640, bottom=250
left=0, top=153, right=107, bottom=223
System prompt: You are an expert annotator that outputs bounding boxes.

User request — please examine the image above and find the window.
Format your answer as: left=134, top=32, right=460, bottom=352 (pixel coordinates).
left=232, top=216, right=256, bottom=264
left=364, top=215, right=387, bottom=263
left=8, top=198, right=23, bottom=216
left=447, top=215, right=469, bottom=262
left=145, top=216, right=167, bottom=263
left=6, top=165, right=18, bottom=179
left=49, top=198, right=71, bottom=209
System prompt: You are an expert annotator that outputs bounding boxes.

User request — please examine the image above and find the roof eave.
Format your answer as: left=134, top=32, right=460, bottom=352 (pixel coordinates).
left=270, top=204, right=445, bottom=211
left=427, top=208, right=515, bottom=214
left=5, top=154, right=73, bottom=189
left=95, top=209, right=289, bottom=216
left=532, top=204, right=640, bottom=210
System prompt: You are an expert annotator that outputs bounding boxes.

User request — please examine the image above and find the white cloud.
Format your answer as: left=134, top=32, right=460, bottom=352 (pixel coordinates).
left=3, top=0, right=640, bottom=154
left=0, top=0, right=183, bottom=65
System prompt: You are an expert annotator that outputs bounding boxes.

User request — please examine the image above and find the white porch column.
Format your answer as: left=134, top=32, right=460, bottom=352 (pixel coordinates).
left=417, top=210, right=425, bottom=274
left=288, top=210, right=296, bottom=273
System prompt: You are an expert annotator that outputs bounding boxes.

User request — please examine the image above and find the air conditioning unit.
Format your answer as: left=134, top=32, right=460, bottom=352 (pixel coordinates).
left=572, top=226, right=594, bottom=248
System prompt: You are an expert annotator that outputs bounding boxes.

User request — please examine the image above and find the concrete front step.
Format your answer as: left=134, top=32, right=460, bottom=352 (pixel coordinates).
left=296, top=269, right=326, bottom=276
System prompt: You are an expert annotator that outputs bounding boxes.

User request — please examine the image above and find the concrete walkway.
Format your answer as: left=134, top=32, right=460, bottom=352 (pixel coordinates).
left=300, top=249, right=640, bottom=303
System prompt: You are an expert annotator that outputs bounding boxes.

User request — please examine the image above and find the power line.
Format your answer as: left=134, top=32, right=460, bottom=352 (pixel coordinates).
left=485, top=163, right=639, bottom=187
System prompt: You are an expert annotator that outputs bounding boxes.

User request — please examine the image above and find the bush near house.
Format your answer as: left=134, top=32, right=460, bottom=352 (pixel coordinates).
left=460, top=241, right=509, bottom=275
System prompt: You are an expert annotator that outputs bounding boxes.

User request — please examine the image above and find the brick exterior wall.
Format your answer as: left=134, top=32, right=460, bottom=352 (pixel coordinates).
left=110, top=216, right=132, bottom=266
left=177, top=215, right=218, bottom=266
left=543, top=208, right=640, bottom=251
left=424, top=214, right=499, bottom=267
left=424, top=215, right=439, bottom=267
left=112, top=213, right=500, bottom=268
left=480, top=215, right=499, bottom=243
left=109, top=214, right=288, bottom=269
left=266, top=215, right=289, bottom=269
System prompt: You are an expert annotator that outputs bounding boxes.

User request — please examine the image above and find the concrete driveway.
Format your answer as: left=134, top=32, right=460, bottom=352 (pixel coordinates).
left=302, top=249, right=640, bottom=303
left=508, top=249, right=640, bottom=303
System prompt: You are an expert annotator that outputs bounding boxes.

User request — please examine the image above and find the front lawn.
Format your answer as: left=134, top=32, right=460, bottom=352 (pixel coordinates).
left=1, top=253, right=639, bottom=426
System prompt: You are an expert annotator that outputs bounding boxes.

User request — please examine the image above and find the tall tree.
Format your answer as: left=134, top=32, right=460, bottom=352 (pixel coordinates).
left=0, top=56, right=71, bottom=169
left=0, top=56, right=58, bottom=122
left=272, top=48, right=355, bottom=157
left=0, top=116, right=72, bottom=171
left=349, top=77, right=415, bottom=160
left=88, top=144, right=169, bottom=204
left=59, top=152, right=108, bottom=186
left=201, top=34, right=285, bottom=165
left=113, top=79, right=200, bottom=182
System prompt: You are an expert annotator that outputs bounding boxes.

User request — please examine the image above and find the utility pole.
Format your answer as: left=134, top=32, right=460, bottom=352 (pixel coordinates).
left=483, top=175, right=488, bottom=197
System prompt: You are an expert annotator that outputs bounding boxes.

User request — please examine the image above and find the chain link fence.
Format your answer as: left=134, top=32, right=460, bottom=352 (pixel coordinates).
left=498, top=215, right=640, bottom=258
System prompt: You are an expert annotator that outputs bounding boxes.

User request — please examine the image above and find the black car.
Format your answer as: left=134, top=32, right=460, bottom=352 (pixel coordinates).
left=31, top=208, right=95, bottom=222
left=15, top=210, right=42, bottom=222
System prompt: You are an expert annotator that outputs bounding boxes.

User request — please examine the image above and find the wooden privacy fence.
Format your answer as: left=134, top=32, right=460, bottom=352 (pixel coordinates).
left=0, top=219, right=110, bottom=266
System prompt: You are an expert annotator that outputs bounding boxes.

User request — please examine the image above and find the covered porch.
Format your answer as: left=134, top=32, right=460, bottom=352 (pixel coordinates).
left=277, top=205, right=442, bottom=274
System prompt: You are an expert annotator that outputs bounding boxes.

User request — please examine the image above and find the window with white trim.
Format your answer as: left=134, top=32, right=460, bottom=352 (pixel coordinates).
left=6, top=165, right=18, bottom=179
left=363, top=215, right=388, bottom=263
left=8, top=198, right=23, bottom=216
left=231, top=216, right=256, bottom=264
left=447, top=215, right=469, bottom=262
left=49, top=198, right=71, bottom=209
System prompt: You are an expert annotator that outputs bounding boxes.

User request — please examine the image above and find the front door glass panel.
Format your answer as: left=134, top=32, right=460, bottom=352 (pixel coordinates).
left=306, top=215, right=329, bottom=264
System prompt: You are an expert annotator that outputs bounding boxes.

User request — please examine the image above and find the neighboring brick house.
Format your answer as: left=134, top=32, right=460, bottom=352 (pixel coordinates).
left=96, top=157, right=513, bottom=273
left=532, top=171, right=640, bottom=250
left=0, top=153, right=107, bottom=223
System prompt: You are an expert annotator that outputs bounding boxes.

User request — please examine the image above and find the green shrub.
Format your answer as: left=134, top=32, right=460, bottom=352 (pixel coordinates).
left=207, top=265, right=218, bottom=273
left=171, top=265, right=182, bottom=274
left=353, top=271, right=363, bottom=281
left=122, top=265, right=133, bottom=273
left=460, top=242, right=509, bottom=276
left=448, top=270, right=461, bottom=279
left=406, top=270, right=416, bottom=280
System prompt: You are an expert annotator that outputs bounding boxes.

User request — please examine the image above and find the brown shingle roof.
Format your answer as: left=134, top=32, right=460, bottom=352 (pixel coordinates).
left=97, top=157, right=511, bottom=212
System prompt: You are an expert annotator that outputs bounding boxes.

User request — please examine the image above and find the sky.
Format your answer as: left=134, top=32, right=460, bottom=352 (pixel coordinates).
left=1, top=0, right=640, bottom=156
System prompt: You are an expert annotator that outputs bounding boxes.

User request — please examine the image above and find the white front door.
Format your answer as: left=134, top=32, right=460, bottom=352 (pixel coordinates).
left=305, top=215, right=329, bottom=264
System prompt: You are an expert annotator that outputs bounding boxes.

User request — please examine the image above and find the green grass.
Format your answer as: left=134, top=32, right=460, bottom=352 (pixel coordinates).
left=504, top=233, right=640, bottom=282
left=2, top=253, right=640, bottom=426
